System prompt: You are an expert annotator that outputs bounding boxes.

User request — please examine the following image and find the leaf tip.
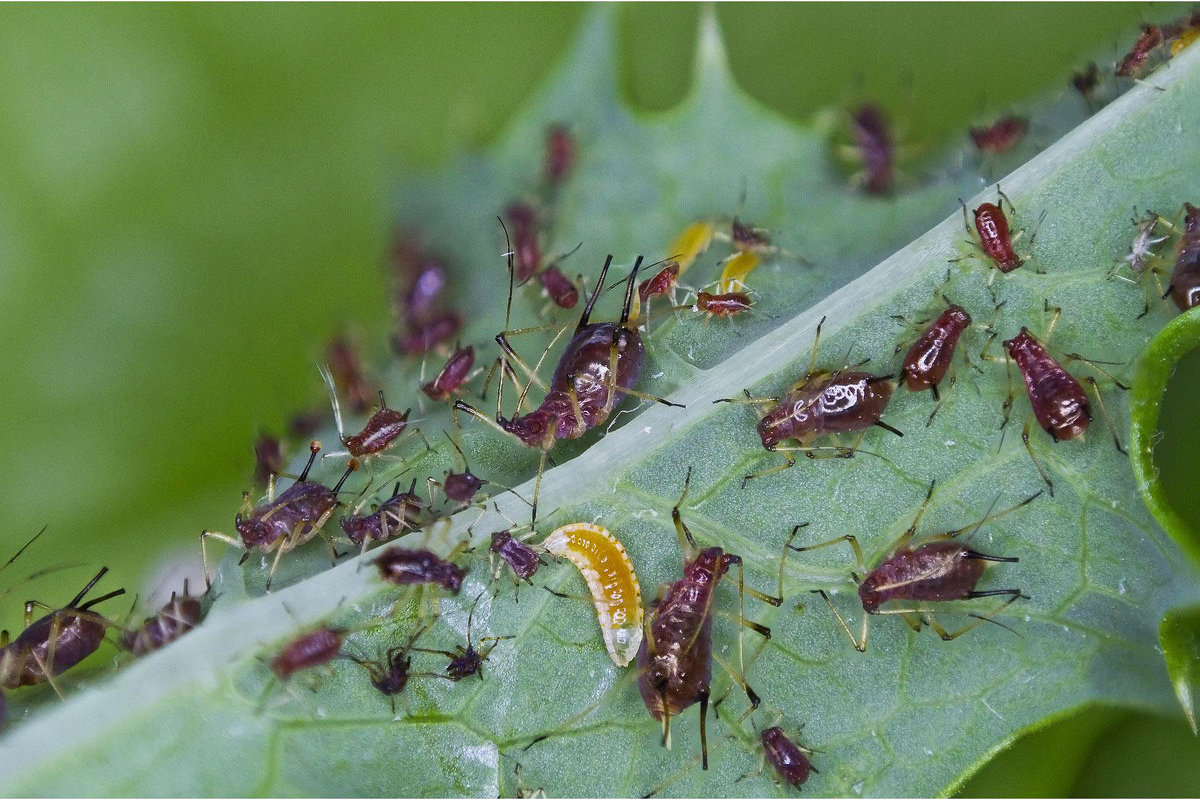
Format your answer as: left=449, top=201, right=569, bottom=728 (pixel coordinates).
left=692, top=4, right=736, bottom=94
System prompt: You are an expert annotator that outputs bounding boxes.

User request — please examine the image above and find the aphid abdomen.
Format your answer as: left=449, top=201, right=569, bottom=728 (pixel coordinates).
left=757, top=372, right=895, bottom=450
left=421, top=346, right=475, bottom=402
left=761, top=727, right=813, bottom=788
left=974, top=203, right=1022, bottom=272
left=236, top=482, right=338, bottom=548
left=542, top=523, right=643, bottom=666
left=859, top=542, right=987, bottom=611
left=5, top=612, right=107, bottom=687
left=343, top=406, right=409, bottom=457
left=901, top=306, right=972, bottom=391
left=271, top=627, right=343, bottom=680
left=1004, top=328, right=1091, bottom=441
left=121, top=595, right=204, bottom=656
left=1169, top=203, right=1200, bottom=311
left=540, top=266, right=579, bottom=309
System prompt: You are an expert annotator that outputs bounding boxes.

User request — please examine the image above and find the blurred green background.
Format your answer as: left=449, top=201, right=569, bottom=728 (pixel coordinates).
left=0, top=3, right=1197, bottom=795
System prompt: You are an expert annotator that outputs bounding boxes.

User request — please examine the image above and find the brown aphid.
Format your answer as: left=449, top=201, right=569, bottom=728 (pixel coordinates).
left=345, top=624, right=448, bottom=715
left=402, top=255, right=450, bottom=324
left=1167, top=202, right=1200, bottom=311
left=731, top=218, right=773, bottom=253
left=795, top=483, right=1038, bottom=652
left=638, top=262, right=681, bottom=304
left=969, top=115, right=1029, bottom=154
left=544, top=123, right=575, bottom=186
left=505, top=202, right=542, bottom=284
left=340, top=480, right=424, bottom=550
left=972, top=201, right=1021, bottom=273
left=120, top=581, right=205, bottom=657
left=900, top=305, right=973, bottom=396
left=271, top=626, right=343, bottom=681
left=427, top=432, right=497, bottom=509
left=201, top=442, right=357, bottom=590
left=693, top=290, right=754, bottom=319
left=638, top=469, right=780, bottom=770
left=327, top=335, right=378, bottom=415
left=539, top=265, right=579, bottom=309
left=414, top=593, right=511, bottom=682
left=375, top=546, right=466, bottom=594
left=716, top=317, right=901, bottom=484
left=456, top=246, right=683, bottom=522
left=848, top=103, right=895, bottom=195
left=1071, top=62, right=1103, bottom=108
left=320, top=365, right=413, bottom=462
left=422, top=345, right=477, bottom=402
left=761, top=726, right=816, bottom=790
left=489, top=529, right=546, bottom=592
left=392, top=309, right=464, bottom=356
left=0, top=567, right=126, bottom=697
left=1116, top=25, right=1167, bottom=78
left=253, top=431, right=286, bottom=486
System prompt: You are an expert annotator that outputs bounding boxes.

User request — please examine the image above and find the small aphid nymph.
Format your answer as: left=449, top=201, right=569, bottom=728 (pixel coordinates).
left=120, top=583, right=205, bottom=657
left=900, top=305, right=973, bottom=395
left=422, top=345, right=476, bottom=402
left=761, top=726, right=815, bottom=789
left=375, top=547, right=466, bottom=594
left=271, top=626, right=343, bottom=681
left=969, top=115, right=1029, bottom=154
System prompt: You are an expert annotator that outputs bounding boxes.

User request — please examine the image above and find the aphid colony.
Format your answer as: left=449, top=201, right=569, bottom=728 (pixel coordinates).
left=6, top=32, right=1192, bottom=791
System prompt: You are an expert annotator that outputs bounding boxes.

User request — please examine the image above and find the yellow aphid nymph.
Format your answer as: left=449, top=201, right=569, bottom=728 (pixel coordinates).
left=670, top=220, right=715, bottom=275
left=718, top=250, right=760, bottom=293
left=542, top=522, right=643, bottom=667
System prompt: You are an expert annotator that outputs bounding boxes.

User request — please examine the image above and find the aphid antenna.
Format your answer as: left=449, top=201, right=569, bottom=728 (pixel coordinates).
left=0, top=524, right=49, bottom=579
left=316, top=363, right=346, bottom=441
left=0, top=560, right=91, bottom=605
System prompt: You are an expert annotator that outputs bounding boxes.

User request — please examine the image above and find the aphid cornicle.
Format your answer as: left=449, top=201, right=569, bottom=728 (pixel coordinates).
left=456, top=243, right=682, bottom=522
left=201, top=441, right=357, bottom=590
left=541, top=522, right=642, bottom=667
left=422, top=345, right=476, bottom=403
left=638, top=470, right=781, bottom=770
left=1167, top=202, right=1200, bottom=312
left=0, top=567, right=126, bottom=698
left=339, top=479, right=424, bottom=550
left=794, top=482, right=1038, bottom=652
left=715, top=316, right=901, bottom=484
left=120, top=582, right=205, bottom=657
left=374, top=546, right=466, bottom=594
left=412, top=593, right=512, bottom=681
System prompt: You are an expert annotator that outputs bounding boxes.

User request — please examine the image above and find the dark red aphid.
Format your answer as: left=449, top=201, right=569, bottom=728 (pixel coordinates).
left=849, top=104, right=895, bottom=195
left=795, top=484, right=1036, bottom=651
left=327, top=335, right=378, bottom=415
left=969, top=115, right=1029, bottom=154
left=638, top=471, right=778, bottom=770
left=288, top=409, right=322, bottom=439
left=422, top=345, right=476, bottom=402
left=253, top=432, right=286, bottom=486
left=505, top=202, right=542, bottom=284
left=731, top=218, right=772, bottom=253
left=429, top=433, right=489, bottom=507
left=1167, top=202, right=1200, bottom=311
left=375, top=547, right=465, bottom=594
left=402, top=256, right=449, bottom=323
left=1116, top=25, right=1166, bottom=78
left=761, top=726, right=815, bottom=789
left=972, top=202, right=1022, bottom=272
left=341, top=401, right=410, bottom=459
left=1003, top=328, right=1090, bottom=442
left=120, top=583, right=205, bottom=657
left=340, top=480, right=424, bottom=548
left=392, top=309, right=464, bottom=356
left=544, top=123, right=575, bottom=186
left=1071, top=62, right=1102, bottom=106
left=345, top=625, right=446, bottom=714
left=695, top=290, right=753, bottom=318
left=638, top=262, right=680, bottom=303
left=900, top=305, right=972, bottom=395
left=201, top=442, right=357, bottom=590
left=413, top=594, right=511, bottom=681
left=1, top=568, right=125, bottom=694
left=490, top=530, right=545, bottom=584
left=539, top=265, right=579, bottom=309
left=271, top=626, right=343, bottom=680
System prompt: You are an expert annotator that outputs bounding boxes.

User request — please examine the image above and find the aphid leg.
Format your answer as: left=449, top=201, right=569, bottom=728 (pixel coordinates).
left=1062, top=353, right=1130, bottom=391
left=671, top=469, right=700, bottom=562
left=1084, top=376, right=1127, bottom=454
left=805, top=315, right=827, bottom=377
left=811, top=589, right=868, bottom=652
left=740, top=454, right=797, bottom=488
left=512, top=322, right=574, bottom=412
left=199, top=530, right=244, bottom=589
left=1021, top=414, right=1056, bottom=497
left=887, top=480, right=937, bottom=550
left=917, top=590, right=1024, bottom=641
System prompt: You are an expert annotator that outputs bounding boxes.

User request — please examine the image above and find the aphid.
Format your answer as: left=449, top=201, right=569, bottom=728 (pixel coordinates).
left=427, top=432, right=499, bottom=510
left=412, top=593, right=512, bottom=681
left=638, top=470, right=780, bottom=769
left=794, top=482, right=1037, bottom=652
left=717, top=251, right=760, bottom=294
left=957, top=188, right=1044, bottom=280
left=320, top=365, right=413, bottom=463
left=505, top=202, right=542, bottom=284
left=119, top=581, right=205, bottom=657
left=629, top=260, right=681, bottom=324
left=340, top=480, right=424, bottom=551
left=326, top=334, right=378, bottom=415
left=456, top=248, right=683, bottom=521
left=544, top=123, right=575, bottom=186
left=401, top=255, right=449, bottom=324
left=541, top=522, right=642, bottom=666
left=344, top=624, right=446, bottom=715
left=270, top=626, right=343, bottom=680
left=253, top=431, right=286, bottom=486
left=1116, top=25, right=1167, bottom=78
left=730, top=217, right=773, bottom=254
left=201, top=442, right=357, bottom=590
left=0, top=567, right=126, bottom=698
left=422, top=345, right=477, bottom=403
left=1109, top=209, right=1172, bottom=318
left=899, top=304, right=973, bottom=398
left=374, top=546, right=466, bottom=594
left=715, top=316, right=901, bottom=484
left=392, top=309, right=464, bottom=356
left=969, top=115, right=1029, bottom=154
left=692, top=290, right=754, bottom=319
left=1172, top=25, right=1200, bottom=57
left=1000, top=323, right=1128, bottom=494
left=847, top=103, right=895, bottom=195
left=539, top=265, right=579, bottom=309
left=1166, top=202, right=1200, bottom=312
left=670, top=221, right=716, bottom=275
left=761, top=726, right=816, bottom=790
left=489, top=529, right=546, bottom=596
left=288, top=409, right=322, bottom=439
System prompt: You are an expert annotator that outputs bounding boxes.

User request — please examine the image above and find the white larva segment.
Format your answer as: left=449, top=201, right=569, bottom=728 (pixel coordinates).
left=542, top=522, right=644, bottom=667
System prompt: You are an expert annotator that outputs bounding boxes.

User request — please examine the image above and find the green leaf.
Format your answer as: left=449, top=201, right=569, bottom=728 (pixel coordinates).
left=1160, top=605, right=1200, bottom=736
left=4, top=8, right=1200, bottom=797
